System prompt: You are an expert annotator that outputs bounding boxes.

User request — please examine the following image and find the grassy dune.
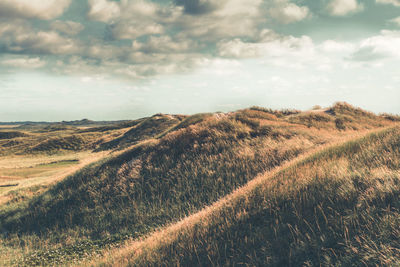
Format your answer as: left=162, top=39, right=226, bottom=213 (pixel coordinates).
left=0, top=103, right=398, bottom=266
left=99, top=126, right=400, bottom=267
left=97, top=114, right=184, bottom=151
left=0, top=116, right=167, bottom=203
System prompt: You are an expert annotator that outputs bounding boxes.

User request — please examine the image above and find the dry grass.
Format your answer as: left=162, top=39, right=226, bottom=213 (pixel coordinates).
left=0, top=125, right=19, bottom=129
left=0, top=104, right=398, bottom=266
left=0, top=151, right=110, bottom=205
left=95, top=126, right=400, bottom=266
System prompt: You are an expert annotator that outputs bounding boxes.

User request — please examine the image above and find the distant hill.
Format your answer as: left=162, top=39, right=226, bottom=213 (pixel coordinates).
left=0, top=119, right=130, bottom=130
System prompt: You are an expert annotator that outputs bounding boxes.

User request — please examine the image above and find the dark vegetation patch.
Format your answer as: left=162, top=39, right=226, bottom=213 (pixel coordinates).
left=0, top=184, right=19, bottom=188
left=0, top=131, right=28, bottom=140
left=29, top=135, right=91, bottom=152
left=381, top=113, right=400, bottom=122
left=37, top=159, right=80, bottom=167
left=1, top=139, right=23, bottom=148
left=250, top=106, right=301, bottom=117
left=38, top=125, right=72, bottom=132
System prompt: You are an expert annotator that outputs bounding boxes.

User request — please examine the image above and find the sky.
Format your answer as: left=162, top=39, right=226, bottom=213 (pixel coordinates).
left=0, top=0, right=399, bottom=121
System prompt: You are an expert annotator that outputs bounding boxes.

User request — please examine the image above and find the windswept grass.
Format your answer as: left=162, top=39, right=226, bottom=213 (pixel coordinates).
left=97, top=114, right=184, bottom=151
left=100, top=126, right=400, bottom=267
left=0, top=103, right=397, bottom=266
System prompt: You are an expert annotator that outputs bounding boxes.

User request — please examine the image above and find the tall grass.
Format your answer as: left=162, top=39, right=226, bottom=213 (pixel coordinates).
left=0, top=104, right=397, bottom=266
left=97, top=114, right=183, bottom=151
left=101, top=127, right=400, bottom=266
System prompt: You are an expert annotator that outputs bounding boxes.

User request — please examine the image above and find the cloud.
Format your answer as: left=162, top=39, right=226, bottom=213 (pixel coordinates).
left=4, top=0, right=397, bottom=83
left=88, top=0, right=167, bottom=39
left=217, top=29, right=400, bottom=71
left=110, top=22, right=164, bottom=40
left=217, top=29, right=314, bottom=58
left=389, top=16, right=400, bottom=26
left=87, top=0, right=161, bottom=23
left=214, top=0, right=262, bottom=17
left=132, top=35, right=198, bottom=53
left=51, top=20, right=84, bottom=36
left=349, top=30, right=400, bottom=61
left=173, top=0, right=264, bottom=41
left=327, top=0, right=363, bottom=16
left=87, top=0, right=309, bottom=44
left=0, top=0, right=71, bottom=20
left=0, top=0, right=315, bottom=80
left=376, top=0, right=400, bottom=6
left=87, top=0, right=120, bottom=22
left=268, top=1, right=310, bottom=24
left=2, top=57, right=46, bottom=68
left=175, top=0, right=221, bottom=15
left=217, top=39, right=263, bottom=58
left=319, top=40, right=355, bottom=52
left=87, top=0, right=264, bottom=41
left=0, top=21, right=81, bottom=55
left=349, top=46, right=388, bottom=61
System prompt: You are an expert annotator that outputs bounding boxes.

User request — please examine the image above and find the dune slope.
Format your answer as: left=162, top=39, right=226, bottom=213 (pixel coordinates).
left=100, top=126, right=400, bottom=266
left=0, top=103, right=397, bottom=266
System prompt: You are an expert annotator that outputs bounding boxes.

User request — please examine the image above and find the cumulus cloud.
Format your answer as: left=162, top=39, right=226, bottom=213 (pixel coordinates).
left=0, top=0, right=316, bottom=79
left=0, top=0, right=71, bottom=20
left=327, top=0, right=363, bottom=16
left=88, top=0, right=167, bottom=39
left=0, top=21, right=81, bottom=55
left=114, top=59, right=198, bottom=79
left=86, top=0, right=310, bottom=44
left=132, top=36, right=198, bottom=53
left=87, top=0, right=120, bottom=22
left=349, top=30, right=400, bottom=61
left=217, top=29, right=314, bottom=58
left=88, top=0, right=264, bottom=40
left=110, top=22, right=164, bottom=40
left=376, top=0, right=400, bottom=6
left=215, top=0, right=262, bottom=17
left=2, top=57, right=46, bottom=68
left=51, top=20, right=84, bottom=36
left=268, top=1, right=310, bottom=24
left=2, top=0, right=397, bottom=83
left=173, top=0, right=264, bottom=41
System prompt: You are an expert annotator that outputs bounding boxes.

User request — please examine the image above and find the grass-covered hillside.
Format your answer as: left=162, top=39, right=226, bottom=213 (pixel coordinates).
left=100, top=126, right=400, bottom=267
left=0, top=115, right=183, bottom=205
left=96, top=114, right=185, bottom=151
left=0, top=103, right=398, bottom=266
